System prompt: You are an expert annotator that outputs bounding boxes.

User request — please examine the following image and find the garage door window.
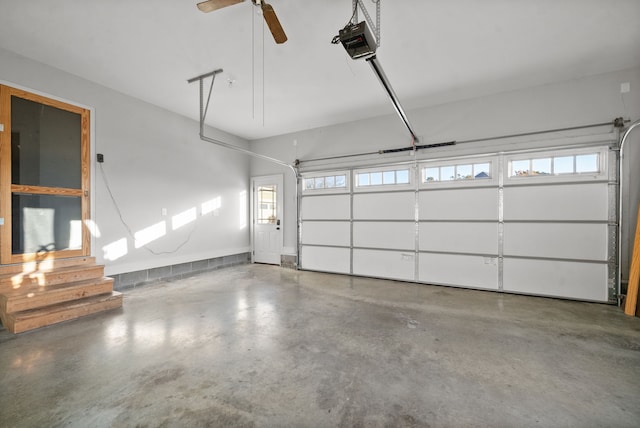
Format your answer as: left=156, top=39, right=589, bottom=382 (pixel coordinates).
left=422, top=162, right=491, bottom=182
left=508, top=151, right=601, bottom=178
left=356, top=168, right=410, bottom=187
left=302, top=173, right=349, bottom=193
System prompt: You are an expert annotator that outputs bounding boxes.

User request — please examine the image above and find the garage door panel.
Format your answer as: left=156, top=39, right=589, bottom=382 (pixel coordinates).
left=301, top=195, right=350, bottom=220
left=420, top=222, right=498, bottom=254
left=504, top=223, right=608, bottom=261
left=503, top=258, right=608, bottom=302
left=503, top=183, right=608, bottom=221
left=301, top=246, right=350, bottom=274
left=419, top=188, right=498, bottom=220
left=353, top=192, right=414, bottom=220
left=353, top=249, right=415, bottom=281
left=301, top=221, right=350, bottom=247
left=300, top=145, right=611, bottom=302
left=353, top=222, right=414, bottom=250
left=419, top=253, right=498, bottom=290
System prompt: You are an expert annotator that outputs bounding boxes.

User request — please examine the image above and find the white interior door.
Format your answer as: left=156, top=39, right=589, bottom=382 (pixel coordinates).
left=252, top=174, right=283, bottom=265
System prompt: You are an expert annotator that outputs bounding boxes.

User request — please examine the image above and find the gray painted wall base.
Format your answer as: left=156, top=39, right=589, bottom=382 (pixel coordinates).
left=111, top=252, right=251, bottom=291
left=281, top=254, right=297, bottom=269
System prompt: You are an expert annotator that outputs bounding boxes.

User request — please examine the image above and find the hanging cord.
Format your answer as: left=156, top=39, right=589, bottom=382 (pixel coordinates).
left=98, top=163, right=195, bottom=255
left=331, top=1, right=360, bottom=44
left=348, top=1, right=358, bottom=25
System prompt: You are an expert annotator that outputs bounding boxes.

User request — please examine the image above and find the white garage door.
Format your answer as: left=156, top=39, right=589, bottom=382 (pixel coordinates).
left=299, top=143, right=616, bottom=302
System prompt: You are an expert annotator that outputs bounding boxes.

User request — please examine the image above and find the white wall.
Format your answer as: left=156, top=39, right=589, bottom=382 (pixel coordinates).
left=0, top=48, right=251, bottom=275
left=250, top=67, right=640, bottom=276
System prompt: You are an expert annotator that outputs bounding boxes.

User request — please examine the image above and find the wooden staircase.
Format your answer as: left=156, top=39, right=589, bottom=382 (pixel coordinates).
left=0, top=257, right=122, bottom=334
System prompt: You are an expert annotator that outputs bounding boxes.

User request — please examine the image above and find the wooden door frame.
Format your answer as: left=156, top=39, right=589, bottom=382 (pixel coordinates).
left=0, top=84, right=91, bottom=264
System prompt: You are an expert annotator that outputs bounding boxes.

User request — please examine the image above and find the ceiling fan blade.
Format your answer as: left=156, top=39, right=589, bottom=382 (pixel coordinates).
left=261, top=3, right=288, bottom=44
left=197, top=0, right=244, bottom=13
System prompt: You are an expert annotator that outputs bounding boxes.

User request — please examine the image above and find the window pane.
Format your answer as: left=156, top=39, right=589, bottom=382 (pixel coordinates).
left=382, top=171, right=395, bottom=184
left=554, top=156, right=573, bottom=174
left=512, top=160, right=530, bottom=176
left=424, top=167, right=439, bottom=182
left=531, top=158, right=551, bottom=175
left=456, top=164, right=473, bottom=180
left=441, top=166, right=455, bottom=181
left=257, top=185, right=276, bottom=224
left=474, top=163, right=490, bottom=179
left=12, top=194, right=82, bottom=254
left=335, top=175, right=346, bottom=187
left=370, top=172, right=383, bottom=185
left=314, top=177, right=325, bottom=189
left=396, top=169, right=409, bottom=184
left=11, top=96, right=82, bottom=188
left=304, top=178, right=315, bottom=190
left=325, top=176, right=335, bottom=188
left=357, top=173, right=370, bottom=186
left=576, top=154, right=598, bottom=173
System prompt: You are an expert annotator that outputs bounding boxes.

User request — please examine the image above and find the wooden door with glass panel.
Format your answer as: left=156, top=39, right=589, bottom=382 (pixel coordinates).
left=0, top=85, right=90, bottom=264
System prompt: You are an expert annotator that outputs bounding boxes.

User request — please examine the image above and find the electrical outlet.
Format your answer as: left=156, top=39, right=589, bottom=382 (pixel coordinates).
left=161, top=208, right=167, bottom=216
left=621, top=82, right=630, bottom=94
left=97, top=153, right=104, bottom=163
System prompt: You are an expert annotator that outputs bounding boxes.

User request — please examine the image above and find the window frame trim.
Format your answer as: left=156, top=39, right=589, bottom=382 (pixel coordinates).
left=353, top=165, right=415, bottom=193
left=418, top=157, right=498, bottom=189
left=301, top=170, right=351, bottom=194
left=505, top=147, right=608, bottom=185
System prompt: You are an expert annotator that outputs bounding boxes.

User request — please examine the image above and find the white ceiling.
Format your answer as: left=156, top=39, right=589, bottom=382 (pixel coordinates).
left=1, top=0, right=639, bottom=141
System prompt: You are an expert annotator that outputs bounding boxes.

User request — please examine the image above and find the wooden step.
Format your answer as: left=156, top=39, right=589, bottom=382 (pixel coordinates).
left=0, top=264, right=105, bottom=292
left=0, top=277, right=114, bottom=313
left=0, top=256, right=96, bottom=276
left=3, top=292, right=123, bottom=334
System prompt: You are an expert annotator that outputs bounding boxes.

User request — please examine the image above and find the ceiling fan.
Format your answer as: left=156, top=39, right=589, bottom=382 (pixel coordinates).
left=197, top=0, right=288, bottom=44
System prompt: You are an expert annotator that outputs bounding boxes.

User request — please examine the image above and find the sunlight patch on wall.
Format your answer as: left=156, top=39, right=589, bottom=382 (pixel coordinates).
left=172, top=207, right=197, bottom=231
left=134, top=221, right=166, bottom=248
left=201, top=196, right=222, bottom=216
left=69, top=220, right=82, bottom=249
left=239, top=191, right=247, bottom=229
left=84, top=219, right=102, bottom=238
left=103, top=237, right=128, bottom=261
left=24, top=207, right=54, bottom=253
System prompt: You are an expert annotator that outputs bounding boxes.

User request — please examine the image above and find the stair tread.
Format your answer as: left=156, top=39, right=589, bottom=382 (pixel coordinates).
left=0, top=257, right=96, bottom=276
left=10, top=291, right=123, bottom=321
left=0, top=265, right=105, bottom=291
left=1, top=276, right=114, bottom=298
left=0, top=263, right=101, bottom=279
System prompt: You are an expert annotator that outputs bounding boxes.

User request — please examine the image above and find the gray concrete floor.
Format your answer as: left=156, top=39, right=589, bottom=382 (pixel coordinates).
left=1, top=264, right=639, bottom=427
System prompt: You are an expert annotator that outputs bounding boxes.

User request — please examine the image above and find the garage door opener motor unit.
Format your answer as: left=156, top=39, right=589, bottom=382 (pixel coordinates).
left=332, top=1, right=419, bottom=144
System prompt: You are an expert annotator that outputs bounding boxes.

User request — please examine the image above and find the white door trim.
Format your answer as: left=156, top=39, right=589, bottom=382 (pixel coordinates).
left=251, top=174, right=284, bottom=265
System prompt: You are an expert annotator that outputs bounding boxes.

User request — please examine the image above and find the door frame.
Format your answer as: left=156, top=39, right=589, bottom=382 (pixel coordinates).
left=0, top=84, right=93, bottom=264
left=250, top=174, right=284, bottom=265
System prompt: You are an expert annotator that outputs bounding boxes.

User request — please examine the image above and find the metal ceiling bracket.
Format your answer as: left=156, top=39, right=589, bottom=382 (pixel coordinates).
left=352, top=0, right=380, bottom=46
left=187, top=68, right=297, bottom=173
